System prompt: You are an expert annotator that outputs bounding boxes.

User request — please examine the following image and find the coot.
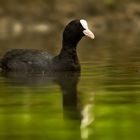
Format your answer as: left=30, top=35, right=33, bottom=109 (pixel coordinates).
left=0, top=19, right=95, bottom=73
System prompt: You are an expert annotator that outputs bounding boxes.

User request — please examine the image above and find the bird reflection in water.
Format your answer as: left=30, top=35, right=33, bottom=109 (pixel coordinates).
left=2, top=71, right=94, bottom=140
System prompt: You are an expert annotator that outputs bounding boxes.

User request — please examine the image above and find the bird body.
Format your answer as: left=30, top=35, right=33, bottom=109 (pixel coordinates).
left=0, top=19, right=95, bottom=73
left=1, top=49, right=53, bottom=72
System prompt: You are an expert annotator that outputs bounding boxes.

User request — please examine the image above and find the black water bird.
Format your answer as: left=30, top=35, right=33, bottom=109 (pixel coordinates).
left=0, top=19, right=95, bottom=73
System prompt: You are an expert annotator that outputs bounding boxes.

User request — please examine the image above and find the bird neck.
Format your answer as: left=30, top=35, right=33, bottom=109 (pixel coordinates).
left=53, top=41, right=81, bottom=71
left=59, top=42, right=78, bottom=60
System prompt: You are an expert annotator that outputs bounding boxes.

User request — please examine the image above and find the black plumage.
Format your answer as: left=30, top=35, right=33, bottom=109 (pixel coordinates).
left=0, top=19, right=94, bottom=73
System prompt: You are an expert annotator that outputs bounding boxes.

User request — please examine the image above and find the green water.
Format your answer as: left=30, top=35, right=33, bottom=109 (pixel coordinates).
left=0, top=32, right=140, bottom=140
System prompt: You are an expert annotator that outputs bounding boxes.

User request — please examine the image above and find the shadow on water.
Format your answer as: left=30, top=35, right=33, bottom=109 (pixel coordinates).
left=2, top=71, right=81, bottom=112
left=0, top=71, right=88, bottom=140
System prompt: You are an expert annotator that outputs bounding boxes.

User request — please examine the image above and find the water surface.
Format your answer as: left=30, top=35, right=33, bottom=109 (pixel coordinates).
left=0, top=32, right=140, bottom=140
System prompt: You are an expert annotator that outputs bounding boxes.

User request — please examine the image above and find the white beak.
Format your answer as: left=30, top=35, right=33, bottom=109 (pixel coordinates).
left=80, top=19, right=95, bottom=39
left=83, top=29, right=95, bottom=39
